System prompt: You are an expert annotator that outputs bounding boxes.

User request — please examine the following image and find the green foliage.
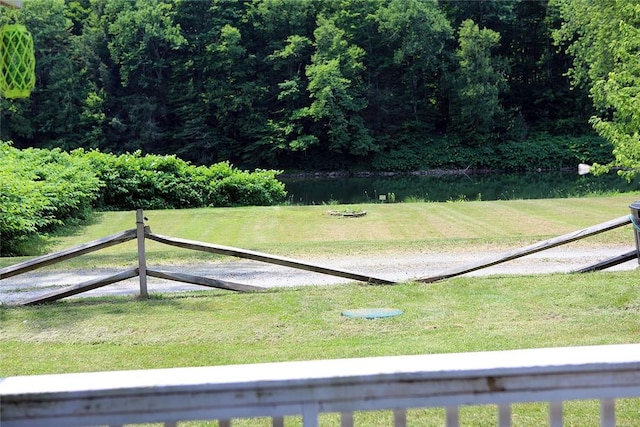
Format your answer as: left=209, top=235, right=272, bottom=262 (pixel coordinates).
left=363, top=0, right=452, bottom=146
left=204, top=162, right=287, bottom=207
left=0, top=142, right=102, bottom=256
left=79, top=151, right=287, bottom=210
left=449, top=19, right=507, bottom=142
left=1, top=145, right=285, bottom=255
left=372, top=132, right=613, bottom=172
left=553, top=0, right=640, bottom=180
left=301, top=15, right=373, bottom=155
left=0, top=0, right=596, bottom=171
left=78, top=150, right=206, bottom=210
left=105, top=0, right=186, bottom=89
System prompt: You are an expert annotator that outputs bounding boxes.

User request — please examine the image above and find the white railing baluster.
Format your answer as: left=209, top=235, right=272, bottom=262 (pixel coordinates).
left=549, top=401, right=563, bottom=427
left=340, top=411, right=354, bottom=427
left=498, top=404, right=511, bottom=427
left=393, top=408, right=407, bottom=426
left=446, top=406, right=460, bottom=427
left=302, top=403, right=319, bottom=427
left=600, top=399, right=615, bottom=427
left=3, top=344, right=640, bottom=427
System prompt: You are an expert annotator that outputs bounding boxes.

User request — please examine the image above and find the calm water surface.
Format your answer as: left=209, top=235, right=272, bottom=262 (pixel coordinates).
left=282, top=171, right=639, bottom=205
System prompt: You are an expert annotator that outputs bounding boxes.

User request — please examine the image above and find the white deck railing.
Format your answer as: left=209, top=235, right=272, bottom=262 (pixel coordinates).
left=2, top=343, right=640, bottom=427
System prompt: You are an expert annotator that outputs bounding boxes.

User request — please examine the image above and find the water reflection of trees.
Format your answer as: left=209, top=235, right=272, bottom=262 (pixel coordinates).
left=283, top=172, right=638, bottom=205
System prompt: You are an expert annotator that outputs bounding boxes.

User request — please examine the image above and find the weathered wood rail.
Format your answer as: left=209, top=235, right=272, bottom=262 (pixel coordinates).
left=146, top=232, right=394, bottom=285
left=145, top=268, right=265, bottom=293
left=418, top=215, right=633, bottom=283
left=2, top=343, right=640, bottom=426
left=575, top=249, right=638, bottom=273
left=0, top=229, right=137, bottom=280
left=0, top=210, right=393, bottom=305
left=18, top=269, right=139, bottom=305
left=0, top=208, right=636, bottom=305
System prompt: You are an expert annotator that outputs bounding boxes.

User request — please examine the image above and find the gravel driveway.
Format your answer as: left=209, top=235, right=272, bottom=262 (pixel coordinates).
left=1, top=244, right=637, bottom=305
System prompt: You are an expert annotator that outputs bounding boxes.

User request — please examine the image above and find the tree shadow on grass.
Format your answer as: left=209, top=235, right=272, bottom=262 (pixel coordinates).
left=10, top=290, right=252, bottom=337
left=14, top=212, right=108, bottom=257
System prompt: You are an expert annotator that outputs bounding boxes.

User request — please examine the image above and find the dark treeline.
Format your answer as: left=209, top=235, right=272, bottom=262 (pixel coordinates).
left=0, top=0, right=605, bottom=171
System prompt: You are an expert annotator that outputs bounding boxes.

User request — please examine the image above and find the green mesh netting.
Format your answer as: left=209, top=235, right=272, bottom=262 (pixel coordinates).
left=0, top=24, right=35, bottom=99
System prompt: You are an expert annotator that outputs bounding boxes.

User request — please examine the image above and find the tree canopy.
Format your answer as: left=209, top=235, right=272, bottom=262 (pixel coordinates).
left=0, top=0, right=609, bottom=172
left=553, top=0, right=640, bottom=180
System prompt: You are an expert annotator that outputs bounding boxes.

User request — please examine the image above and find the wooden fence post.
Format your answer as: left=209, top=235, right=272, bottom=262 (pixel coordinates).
left=136, top=209, right=148, bottom=299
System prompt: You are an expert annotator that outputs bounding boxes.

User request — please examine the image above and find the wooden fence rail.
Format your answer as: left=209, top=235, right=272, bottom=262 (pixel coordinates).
left=0, top=229, right=137, bottom=280
left=146, top=268, right=264, bottom=293
left=418, top=215, right=633, bottom=283
left=0, top=209, right=636, bottom=305
left=0, top=209, right=394, bottom=305
left=146, top=232, right=395, bottom=285
left=19, top=269, right=139, bottom=306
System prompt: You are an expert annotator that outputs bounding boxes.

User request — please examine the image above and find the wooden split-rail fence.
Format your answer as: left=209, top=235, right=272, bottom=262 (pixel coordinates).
left=0, top=209, right=637, bottom=306
left=0, top=210, right=395, bottom=306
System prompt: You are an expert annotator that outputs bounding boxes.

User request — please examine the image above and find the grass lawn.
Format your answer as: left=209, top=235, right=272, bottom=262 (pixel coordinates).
left=2, top=193, right=638, bottom=269
left=3, top=271, right=640, bottom=375
left=2, top=195, right=640, bottom=425
left=2, top=271, right=640, bottom=425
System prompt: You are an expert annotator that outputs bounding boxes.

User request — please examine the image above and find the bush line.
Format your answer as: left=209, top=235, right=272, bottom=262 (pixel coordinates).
left=0, top=142, right=286, bottom=256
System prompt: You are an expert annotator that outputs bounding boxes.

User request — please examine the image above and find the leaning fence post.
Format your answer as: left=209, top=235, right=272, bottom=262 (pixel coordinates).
left=629, top=202, right=640, bottom=264
left=136, top=209, right=148, bottom=299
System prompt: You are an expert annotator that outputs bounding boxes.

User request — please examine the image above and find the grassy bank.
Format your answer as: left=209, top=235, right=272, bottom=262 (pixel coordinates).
left=3, top=271, right=640, bottom=376
left=2, top=271, right=640, bottom=425
left=2, top=196, right=640, bottom=425
left=2, top=194, right=638, bottom=269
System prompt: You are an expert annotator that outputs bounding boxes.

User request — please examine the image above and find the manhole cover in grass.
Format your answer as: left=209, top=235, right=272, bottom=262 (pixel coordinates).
left=341, top=308, right=403, bottom=319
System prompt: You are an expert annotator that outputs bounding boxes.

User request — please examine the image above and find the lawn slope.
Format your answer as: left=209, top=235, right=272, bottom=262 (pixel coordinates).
left=1, top=194, right=636, bottom=270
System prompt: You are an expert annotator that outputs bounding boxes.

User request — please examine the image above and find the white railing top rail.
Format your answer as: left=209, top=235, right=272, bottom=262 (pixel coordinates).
left=2, top=343, right=640, bottom=427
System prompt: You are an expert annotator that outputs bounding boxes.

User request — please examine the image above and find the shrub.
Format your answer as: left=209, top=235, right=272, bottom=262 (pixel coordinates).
left=1, top=145, right=286, bottom=255
left=78, top=150, right=208, bottom=210
left=79, top=151, right=286, bottom=210
left=0, top=142, right=102, bottom=255
left=371, top=132, right=614, bottom=172
left=204, top=162, right=286, bottom=207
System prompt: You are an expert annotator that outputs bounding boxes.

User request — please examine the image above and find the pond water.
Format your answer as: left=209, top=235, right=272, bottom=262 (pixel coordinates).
left=281, top=170, right=639, bottom=205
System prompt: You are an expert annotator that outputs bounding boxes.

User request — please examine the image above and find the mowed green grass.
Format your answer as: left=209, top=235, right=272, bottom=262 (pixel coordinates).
left=2, top=193, right=638, bottom=269
left=2, top=195, right=640, bottom=425
left=3, top=272, right=640, bottom=376
left=2, top=272, right=640, bottom=425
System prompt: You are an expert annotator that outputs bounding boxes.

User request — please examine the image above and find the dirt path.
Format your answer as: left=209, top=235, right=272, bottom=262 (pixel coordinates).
left=1, top=244, right=637, bottom=305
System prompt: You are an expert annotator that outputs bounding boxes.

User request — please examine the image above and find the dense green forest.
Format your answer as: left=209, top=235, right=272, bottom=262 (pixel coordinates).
left=0, top=0, right=613, bottom=171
